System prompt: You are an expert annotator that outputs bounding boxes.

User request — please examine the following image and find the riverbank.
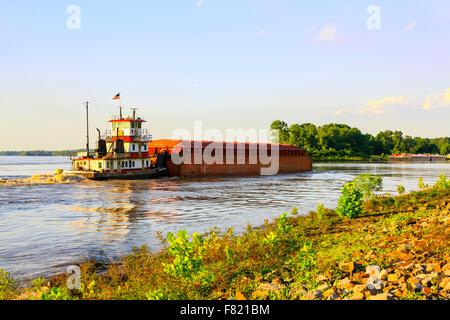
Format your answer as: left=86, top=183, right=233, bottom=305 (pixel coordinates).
left=1, top=176, right=449, bottom=300
left=312, top=155, right=387, bottom=162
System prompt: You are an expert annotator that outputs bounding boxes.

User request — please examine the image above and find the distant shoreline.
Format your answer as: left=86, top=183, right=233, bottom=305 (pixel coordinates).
left=0, top=150, right=92, bottom=157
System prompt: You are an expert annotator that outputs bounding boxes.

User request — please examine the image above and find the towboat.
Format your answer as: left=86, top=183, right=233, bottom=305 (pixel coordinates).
left=68, top=103, right=170, bottom=180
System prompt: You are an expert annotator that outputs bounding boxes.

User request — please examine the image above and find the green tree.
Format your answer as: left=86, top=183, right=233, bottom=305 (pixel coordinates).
left=270, top=120, right=290, bottom=144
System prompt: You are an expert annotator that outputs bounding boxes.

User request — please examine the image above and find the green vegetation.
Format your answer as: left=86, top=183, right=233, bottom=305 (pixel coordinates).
left=335, top=182, right=364, bottom=219
left=1, top=174, right=449, bottom=300
left=353, top=173, right=383, bottom=200
left=270, top=121, right=450, bottom=160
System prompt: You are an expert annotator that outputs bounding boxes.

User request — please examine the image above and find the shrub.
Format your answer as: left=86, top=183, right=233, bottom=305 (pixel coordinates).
left=353, top=173, right=383, bottom=200
left=276, top=212, right=293, bottom=234
left=40, top=287, right=72, bottom=300
left=397, top=184, right=406, bottom=195
left=0, top=268, right=17, bottom=299
left=433, top=174, right=449, bottom=190
left=418, top=177, right=428, bottom=190
left=162, top=230, right=205, bottom=279
left=336, top=182, right=364, bottom=219
left=317, top=204, right=326, bottom=220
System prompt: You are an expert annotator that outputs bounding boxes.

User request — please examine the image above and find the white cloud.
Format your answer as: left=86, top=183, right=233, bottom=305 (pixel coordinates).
left=197, top=0, right=204, bottom=7
left=317, top=25, right=339, bottom=41
left=335, top=108, right=351, bottom=115
left=359, top=96, right=416, bottom=115
left=257, top=30, right=265, bottom=36
left=404, top=21, right=416, bottom=31
left=423, top=88, right=450, bottom=110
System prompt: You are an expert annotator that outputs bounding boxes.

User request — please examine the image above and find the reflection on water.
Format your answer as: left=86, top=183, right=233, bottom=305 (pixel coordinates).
left=0, top=156, right=449, bottom=279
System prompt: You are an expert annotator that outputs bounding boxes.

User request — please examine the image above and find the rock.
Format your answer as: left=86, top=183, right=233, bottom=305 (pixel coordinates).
left=379, top=269, right=388, bottom=281
left=442, top=264, right=450, bottom=276
left=367, top=277, right=385, bottom=290
left=316, top=275, right=329, bottom=283
left=366, top=265, right=381, bottom=278
left=289, top=288, right=307, bottom=299
left=328, top=292, right=340, bottom=300
left=317, top=284, right=328, bottom=291
left=252, top=283, right=285, bottom=299
left=305, top=289, right=323, bottom=300
left=235, top=291, right=247, bottom=300
left=421, top=287, right=431, bottom=295
left=397, top=244, right=411, bottom=253
left=337, top=278, right=354, bottom=290
left=393, top=289, right=406, bottom=299
left=387, top=274, right=399, bottom=282
left=439, top=277, right=450, bottom=291
left=408, top=280, right=423, bottom=292
left=366, top=283, right=378, bottom=295
left=351, top=292, right=364, bottom=300
left=420, top=275, right=434, bottom=287
left=322, top=288, right=336, bottom=299
left=353, top=284, right=366, bottom=294
left=368, top=293, right=394, bottom=300
left=339, top=262, right=358, bottom=273
left=433, top=263, right=442, bottom=273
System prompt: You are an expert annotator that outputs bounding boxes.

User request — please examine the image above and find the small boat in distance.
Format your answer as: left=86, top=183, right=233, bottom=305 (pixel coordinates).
left=68, top=102, right=169, bottom=180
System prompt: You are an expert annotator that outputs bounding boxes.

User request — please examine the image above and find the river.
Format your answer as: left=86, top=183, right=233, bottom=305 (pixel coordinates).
left=0, top=156, right=448, bottom=280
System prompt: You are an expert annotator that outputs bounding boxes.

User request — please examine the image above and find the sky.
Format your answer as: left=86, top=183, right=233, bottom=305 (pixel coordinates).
left=0, top=0, right=449, bottom=150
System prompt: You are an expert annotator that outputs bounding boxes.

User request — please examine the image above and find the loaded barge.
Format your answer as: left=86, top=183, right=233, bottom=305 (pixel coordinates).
left=388, top=154, right=447, bottom=163
left=68, top=99, right=312, bottom=180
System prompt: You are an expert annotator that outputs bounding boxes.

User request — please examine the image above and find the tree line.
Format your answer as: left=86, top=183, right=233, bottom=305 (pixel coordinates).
left=270, top=121, right=450, bottom=159
left=0, top=149, right=89, bottom=156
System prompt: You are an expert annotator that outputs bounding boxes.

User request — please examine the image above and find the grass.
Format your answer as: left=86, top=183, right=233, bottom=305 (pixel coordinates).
left=1, top=176, right=449, bottom=300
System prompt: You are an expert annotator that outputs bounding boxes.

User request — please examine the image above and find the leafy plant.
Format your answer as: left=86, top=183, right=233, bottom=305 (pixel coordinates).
left=418, top=177, right=428, bottom=190
left=40, top=287, right=71, bottom=300
left=0, top=268, right=17, bottom=299
left=146, top=289, right=165, bottom=300
left=336, top=182, right=364, bottom=219
left=162, top=230, right=205, bottom=279
left=317, top=203, right=326, bottom=220
left=276, top=212, right=293, bottom=234
left=397, top=184, right=405, bottom=195
left=433, top=174, right=449, bottom=190
left=353, top=173, right=383, bottom=200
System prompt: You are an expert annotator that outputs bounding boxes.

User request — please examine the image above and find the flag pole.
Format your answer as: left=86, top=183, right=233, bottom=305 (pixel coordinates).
left=119, top=94, right=123, bottom=119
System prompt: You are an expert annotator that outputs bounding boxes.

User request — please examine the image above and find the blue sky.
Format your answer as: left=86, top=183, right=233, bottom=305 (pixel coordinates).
left=0, top=0, right=449, bottom=150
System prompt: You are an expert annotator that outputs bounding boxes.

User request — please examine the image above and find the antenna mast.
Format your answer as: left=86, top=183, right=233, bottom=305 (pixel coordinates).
left=85, top=101, right=90, bottom=157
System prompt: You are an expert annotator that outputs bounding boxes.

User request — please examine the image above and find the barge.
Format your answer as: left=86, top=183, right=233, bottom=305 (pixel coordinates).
left=68, top=97, right=312, bottom=180
left=388, top=154, right=448, bottom=163
left=148, top=139, right=312, bottom=177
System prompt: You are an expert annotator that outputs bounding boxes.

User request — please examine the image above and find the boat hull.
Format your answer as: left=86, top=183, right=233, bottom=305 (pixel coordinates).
left=65, top=168, right=169, bottom=180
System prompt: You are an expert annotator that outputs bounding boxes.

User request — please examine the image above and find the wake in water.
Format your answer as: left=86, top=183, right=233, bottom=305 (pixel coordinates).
left=0, top=170, right=85, bottom=187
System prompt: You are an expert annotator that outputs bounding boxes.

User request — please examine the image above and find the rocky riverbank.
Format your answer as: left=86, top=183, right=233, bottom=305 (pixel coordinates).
left=1, top=176, right=449, bottom=300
